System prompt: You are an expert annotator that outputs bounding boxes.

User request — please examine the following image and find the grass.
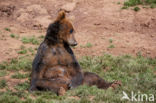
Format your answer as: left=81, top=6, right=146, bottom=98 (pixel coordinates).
left=109, top=38, right=113, bottom=43
left=0, top=56, right=32, bottom=71
left=18, top=46, right=27, bottom=54
left=133, top=6, right=140, bottom=11
left=117, top=2, right=121, bottom=4
left=4, top=28, right=11, bottom=32
left=108, top=38, right=115, bottom=48
left=122, top=0, right=156, bottom=11
left=0, top=54, right=156, bottom=103
left=108, top=44, right=115, bottom=48
left=0, top=70, right=8, bottom=77
left=150, top=3, right=156, bottom=8
left=10, top=33, right=20, bottom=39
left=11, top=72, right=29, bottom=79
left=28, top=47, right=35, bottom=55
left=21, top=36, right=40, bottom=45
left=80, top=43, right=93, bottom=48
left=17, top=46, right=35, bottom=55
left=38, top=35, right=45, bottom=39
left=0, top=80, right=7, bottom=89
left=14, top=81, right=29, bottom=91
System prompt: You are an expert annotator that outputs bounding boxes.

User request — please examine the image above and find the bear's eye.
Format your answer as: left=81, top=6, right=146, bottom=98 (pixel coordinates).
left=69, top=29, right=73, bottom=34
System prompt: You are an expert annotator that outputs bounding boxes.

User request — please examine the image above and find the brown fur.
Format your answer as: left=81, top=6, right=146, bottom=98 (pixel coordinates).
left=29, top=10, right=121, bottom=95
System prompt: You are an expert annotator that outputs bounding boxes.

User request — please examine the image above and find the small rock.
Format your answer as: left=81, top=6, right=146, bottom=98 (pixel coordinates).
left=151, top=35, right=154, bottom=37
left=94, top=23, right=101, bottom=25
left=146, top=51, right=151, bottom=54
left=20, top=31, right=26, bottom=33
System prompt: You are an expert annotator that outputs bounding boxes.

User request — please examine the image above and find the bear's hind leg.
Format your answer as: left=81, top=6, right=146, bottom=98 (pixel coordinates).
left=83, top=72, right=121, bottom=89
left=35, top=79, right=69, bottom=95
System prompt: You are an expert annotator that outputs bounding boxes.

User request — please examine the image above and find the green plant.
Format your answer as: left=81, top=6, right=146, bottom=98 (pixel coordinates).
left=150, top=3, right=156, bottom=8
left=0, top=70, right=7, bottom=77
left=10, top=33, right=20, bottom=39
left=109, top=38, right=113, bottom=43
left=4, top=28, right=11, bottom=32
left=38, top=35, right=45, bottom=39
left=18, top=49, right=27, bottom=54
left=121, top=6, right=128, bottom=9
left=21, top=36, right=39, bottom=45
left=80, top=43, right=93, bottom=48
left=28, top=47, right=35, bottom=55
left=124, top=0, right=142, bottom=7
left=17, top=46, right=27, bottom=54
left=10, top=34, right=15, bottom=38
left=15, top=81, right=29, bottom=91
left=117, top=2, right=120, bottom=4
left=11, top=72, right=29, bottom=79
left=0, top=56, right=32, bottom=71
left=133, top=6, right=140, bottom=11
left=108, top=44, right=115, bottom=48
left=0, top=80, right=7, bottom=89
left=122, top=0, right=156, bottom=10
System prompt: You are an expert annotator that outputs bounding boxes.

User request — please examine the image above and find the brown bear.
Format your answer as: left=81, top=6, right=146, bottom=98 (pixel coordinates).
left=29, top=10, right=121, bottom=95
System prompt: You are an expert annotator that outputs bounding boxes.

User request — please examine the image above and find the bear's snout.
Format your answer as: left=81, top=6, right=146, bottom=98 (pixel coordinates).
left=69, top=40, right=77, bottom=46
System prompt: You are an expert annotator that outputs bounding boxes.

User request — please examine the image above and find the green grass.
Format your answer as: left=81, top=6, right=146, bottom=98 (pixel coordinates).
left=117, top=2, right=121, bottom=4
left=108, top=39, right=115, bottom=48
left=80, top=43, right=93, bottom=48
left=133, top=6, right=140, bottom=11
left=18, top=46, right=27, bottom=54
left=17, top=46, right=35, bottom=55
left=10, top=33, right=20, bottom=39
left=109, top=38, right=113, bottom=43
left=38, top=35, right=45, bottom=39
left=0, top=54, right=156, bottom=102
left=0, top=56, right=32, bottom=71
left=0, top=80, right=7, bottom=89
left=124, top=0, right=142, bottom=7
left=121, top=6, right=128, bottom=9
left=28, top=47, right=35, bottom=55
left=4, top=28, right=11, bottom=32
left=10, top=34, right=15, bottom=38
left=18, top=49, right=27, bottom=54
left=150, top=3, right=156, bottom=8
left=108, top=44, right=115, bottom=48
left=122, top=0, right=156, bottom=11
left=14, top=81, right=29, bottom=91
left=11, top=72, right=29, bottom=79
left=21, top=36, right=40, bottom=45
left=0, top=70, right=8, bottom=77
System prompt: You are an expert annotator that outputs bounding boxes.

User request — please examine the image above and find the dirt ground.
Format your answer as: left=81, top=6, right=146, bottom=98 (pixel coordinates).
left=0, top=0, right=156, bottom=63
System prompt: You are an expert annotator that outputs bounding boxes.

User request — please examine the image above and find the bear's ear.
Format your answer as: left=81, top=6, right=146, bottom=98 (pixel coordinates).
left=56, top=10, right=66, bottom=21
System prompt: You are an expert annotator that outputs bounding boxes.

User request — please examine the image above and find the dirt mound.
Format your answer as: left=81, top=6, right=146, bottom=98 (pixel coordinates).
left=15, top=4, right=52, bottom=29
left=133, top=11, right=156, bottom=34
left=0, top=4, right=15, bottom=17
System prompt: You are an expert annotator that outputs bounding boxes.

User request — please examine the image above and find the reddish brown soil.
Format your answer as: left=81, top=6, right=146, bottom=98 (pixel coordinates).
left=0, top=0, right=156, bottom=63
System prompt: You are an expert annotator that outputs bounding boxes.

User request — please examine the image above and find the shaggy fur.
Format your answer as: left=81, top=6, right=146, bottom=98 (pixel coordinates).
left=29, top=11, right=120, bottom=95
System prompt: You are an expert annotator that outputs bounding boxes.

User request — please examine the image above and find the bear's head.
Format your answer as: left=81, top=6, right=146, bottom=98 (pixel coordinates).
left=46, top=10, right=77, bottom=46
